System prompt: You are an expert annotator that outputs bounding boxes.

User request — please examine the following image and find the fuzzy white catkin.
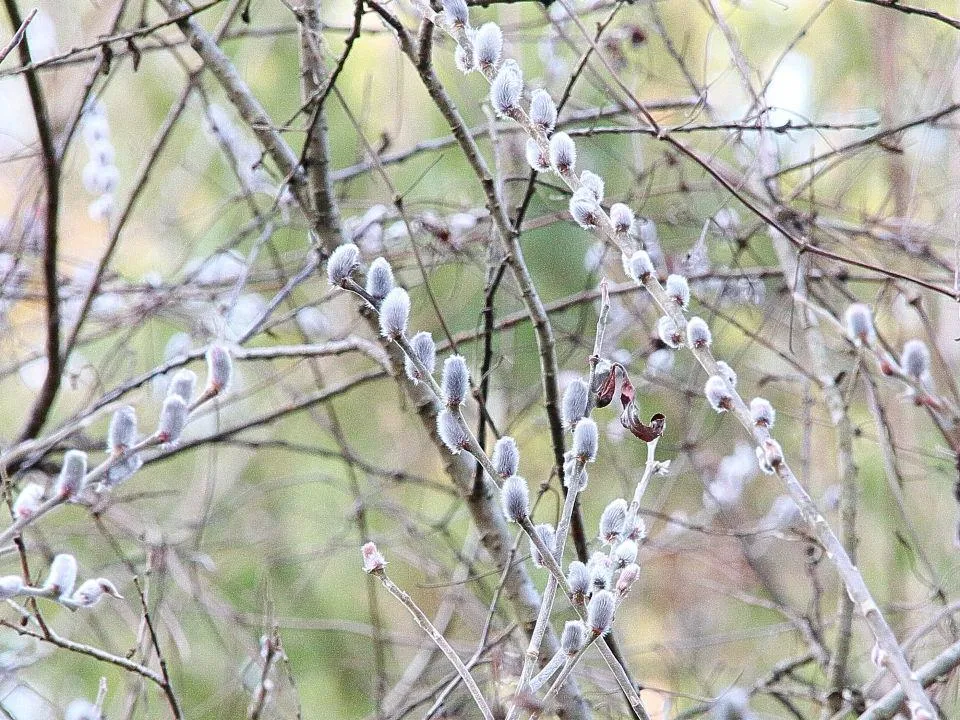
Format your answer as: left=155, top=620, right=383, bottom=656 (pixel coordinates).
left=610, top=204, right=635, bottom=234
left=567, top=561, right=590, bottom=597
left=441, top=0, right=469, bottom=26
left=902, top=339, right=931, bottom=381
left=616, top=563, right=640, bottom=596
left=529, top=89, right=557, bottom=131
left=612, top=539, right=638, bottom=568
left=579, top=171, right=604, bottom=202
left=762, top=438, right=784, bottom=468
left=454, top=44, right=474, bottom=73
left=666, top=274, right=690, bottom=307
left=158, top=395, right=188, bottom=442
left=599, top=498, right=628, bottom=545
left=0, top=575, right=22, bottom=599
left=572, top=418, right=598, bottom=462
left=525, top=138, right=550, bottom=171
left=588, top=551, right=613, bottom=592
left=756, top=445, right=775, bottom=475
left=437, top=409, right=468, bottom=454
left=13, top=483, right=43, bottom=519
left=65, top=698, right=103, bottom=720
left=715, top=360, right=738, bottom=388
left=206, top=343, right=233, bottom=392
left=568, top=187, right=599, bottom=229
left=441, top=355, right=469, bottom=406
left=562, top=379, right=589, bottom=429
left=627, top=250, right=654, bottom=281
left=365, top=257, right=395, bottom=301
left=686, top=316, right=712, bottom=349
left=105, top=453, right=143, bottom=487
left=71, top=578, right=121, bottom=607
left=749, top=397, right=775, bottom=428
left=501, top=475, right=529, bottom=522
left=587, top=589, right=615, bottom=634
left=379, top=287, right=410, bottom=338
left=704, top=376, right=732, bottom=413
left=473, top=22, right=502, bottom=69
left=657, top=315, right=682, bottom=349
left=44, top=553, right=78, bottom=598
left=549, top=132, right=576, bottom=174
left=529, top=523, right=556, bottom=568
left=492, top=436, right=520, bottom=478
left=490, top=60, right=522, bottom=117
left=561, top=621, right=585, bottom=654
left=56, top=450, right=87, bottom=499
left=327, top=243, right=361, bottom=285
left=361, top=541, right=387, bottom=573
left=625, top=514, right=646, bottom=542
left=168, top=370, right=197, bottom=405
left=844, top=303, right=876, bottom=346
left=108, top=406, right=138, bottom=454
left=405, top=331, right=436, bottom=382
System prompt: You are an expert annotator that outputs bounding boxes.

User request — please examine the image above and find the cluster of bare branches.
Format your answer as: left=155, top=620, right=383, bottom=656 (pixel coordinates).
left=3, top=0, right=960, bottom=717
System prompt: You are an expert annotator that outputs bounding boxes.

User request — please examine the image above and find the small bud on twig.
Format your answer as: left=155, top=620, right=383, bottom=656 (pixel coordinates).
left=560, top=620, right=585, bottom=654
left=599, top=498, right=627, bottom=545
left=610, top=204, right=635, bottom=234
left=562, top=379, right=589, bottom=430
left=441, top=355, right=470, bottom=406
left=157, top=395, right=188, bottom=443
left=568, top=187, right=600, bottom=229
left=379, top=287, right=411, bottom=338
left=0, top=575, right=22, bottom=599
left=44, top=553, right=78, bottom=599
left=327, top=243, right=361, bottom=286
left=473, top=22, right=502, bottom=70
left=437, top=409, right=469, bottom=454
left=704, top=375, right=733, bottom=413
left=525, top=138, right=550, bottom=171
left=549, top=132, right=576, bottom=175
left=572, top=418, right=598, bottom=462
left=108, top=405, right=138, bottom=452
left=579, top=171, right=604, bottom=202
left=666, top=274, right=690, bottom=307
left=616, top=563, right=640, bottom=598
left=490, top=60, right=522, bottom=117
left=749, top=397, right=776, bottom=428
left=627, top=250, right=654, bottom=281
left=491, top=436, right=520, bottom=478
left=13, top=483, right=44, bottom=519
left=365, top=257, right=395, bottom=301
left=501, top=475, right=529, bottom=522
left=55, top=450, right=87, bottom=499
left=715, top=361, right=737, bottom=388
left=686, top=316, right=712, bottom=349
left=657, top=316, right=683, bottom=349
left=361, top=541, right=387, bottom=573
left=529, top=89, right=557, bottom=132
left=567, top=561, right=590, bottom=600
left=611, top=539, right=638, bottom=569
left=205, top=343, right=233, bottom=394
left=71, top=578, right=123, bottom=607
left=168, top=371, right=197, bottom=405
left=529, top=523, right=556, bottom=568
left=901, top=339, right=931, bottom=382
left=587, top=589, right=615, bottom=634
left=844, top=303, right=876, bottom=346
left=440, top=0, right=469, bottom=27
left=405, top=331, right=436, bottom=383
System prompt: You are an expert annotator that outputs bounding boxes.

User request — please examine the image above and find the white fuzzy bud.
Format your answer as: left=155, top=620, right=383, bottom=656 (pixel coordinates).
left=365, top=257, right=395, bottom=301
left=43, top=554, right=78, bottom=598
left=756, top=445, right=775, bottom=474
left=579, top=171, right=604, bottom=202
left=490, top=60, right=522, bottom=117
left=492, top=436, right=520, bottom=478
left=616, top=563, right=640, bottom=597
left=704, top=376, right=733, bottom=413
left=549, top=132, right=576, bottom=174
left=625, top=514, right=646, bottom=542
left=206, top=343, right=233, bottom=393
left=501, top=475, right=529, bottom=522
left=71, top=578, right=122, bottom=608
left=473, top=22, right=502, bottom=70
left=0, top=575, right=22, bottom=599
left=627, top=250, right=654, bottom=281
left=762, top=438, right=784, bottom=469
left=327, top=243, right=361, bottom=286
left=525, top=138, right=550, bottom=171
left=562, top=379, right=589, bottom=430
left=566, top=561, right=590, bottom=598
left=568, top=187, right=600, bottom=229
left=529, top=523, right=556, bottom=568
left=844, top=303, right=876, bottom=346
left=749, top=397, right=775, bottom=428
left=666, top=274, right=690, bottom=307
left=13, top=483, right=44, bottom=519
left=437, top=409, right=469, bottom=454
left=586, top=589, right=615, bottom=634
left=55, top=450, right=87, bottom=499
left=105, top=453, right=143, bottom=487
left=168, top=371, right=197, bottom=405
left=441, top=0, right=469, bottom=26
left=441, top=355, right=470, bottom=406
left=529, top=89, right=557, bottom=132
left=158, top=395, right=188, bottom=443
left=361, top=541, right=387, bottom=573
left=587, top=551, right=613, bottom=592
left=599, top=498, right=628, bottom=545
left=610, top=204, right=635, bottom=234
left=108, top=405, right=138, bottom=453
left=560, top=620, right=585, bottom=654
left=686, top=316, right=712, bottom=349
left=902, top=339, right=931, bottom=381
left=405, top=331, right=436, bottom=383
left=715, top=361, right=737, bottom=388
left=572, top=418, right=598, bottom=462
left=379, top=287, right=410, bottom=338
left=657, top=316, right=683, bottom=349
left=454, top=44, right=474, bottom=73
left=612, top=539, right=638, bottom=569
